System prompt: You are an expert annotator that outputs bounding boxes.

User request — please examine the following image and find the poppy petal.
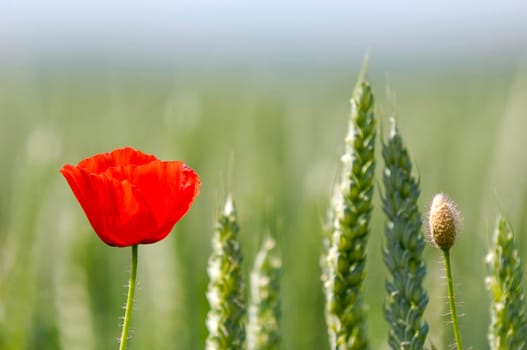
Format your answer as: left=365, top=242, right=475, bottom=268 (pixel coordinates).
left=77, top=147, right=157, bottom=173
left=91, top=175, right=157, bottom=246
left=135, top=161, right=200, bottom=242
left=109, top=147, right=158, bottom=167
left=61, top=147, right=200, bottom=247
left=61, top=164, right=105, bottom=235
left=61, top=164, right=157, bottom=246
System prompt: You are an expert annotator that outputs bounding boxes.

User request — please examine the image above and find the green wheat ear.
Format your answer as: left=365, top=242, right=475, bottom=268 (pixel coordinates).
left=247, top=235, right=282, bottom=350
left=486, top=214, right=527, bottom=349
left=382, top=119, right=429, bottom=350
left=323, top=75, right=376, bottom=350
left=206, top=195, right=246, bottom=350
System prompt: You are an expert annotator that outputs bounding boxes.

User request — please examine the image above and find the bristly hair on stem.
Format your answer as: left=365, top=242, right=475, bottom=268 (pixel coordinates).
left=486, top=214, right=527, bottom=349
left=323, top=70, right=376, bottom=350
left=205, top=194, right=246, bottom=350
left=247, top=235, right=282, bottom=350
left=381, top=118, right=429, bottom=350
left=119, top=244, right=138, bottom=350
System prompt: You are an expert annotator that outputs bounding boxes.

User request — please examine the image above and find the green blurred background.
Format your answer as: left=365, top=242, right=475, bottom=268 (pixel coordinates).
left=1, top=1, right=527, bottom=349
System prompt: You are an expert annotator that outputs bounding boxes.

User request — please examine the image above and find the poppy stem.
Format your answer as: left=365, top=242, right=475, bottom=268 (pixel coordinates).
left=119, top=244, right=138, bottom=350
left=443, top=248, right=463, bottom=350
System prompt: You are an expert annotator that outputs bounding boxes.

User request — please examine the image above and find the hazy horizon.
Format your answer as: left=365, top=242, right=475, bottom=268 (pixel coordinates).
left=2, top=1, right=527, bottom=67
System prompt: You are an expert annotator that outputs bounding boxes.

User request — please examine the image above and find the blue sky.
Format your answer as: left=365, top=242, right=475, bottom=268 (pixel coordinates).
left=2, top=0, right=526, bottom=64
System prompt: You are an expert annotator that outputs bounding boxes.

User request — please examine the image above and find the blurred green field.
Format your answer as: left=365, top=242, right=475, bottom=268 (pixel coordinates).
left=1, top=61, right=527, bottom=350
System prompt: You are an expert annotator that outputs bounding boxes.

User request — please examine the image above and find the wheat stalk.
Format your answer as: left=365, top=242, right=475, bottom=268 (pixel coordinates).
left=486, top=214, right=527, bottom=349
left=247, top=235, right=282, bottom=350
left=206, top=195, right=246, bottom=350
left=323, top=77, right=376, bottom=350
left=382, top=119, right=429, bottom=350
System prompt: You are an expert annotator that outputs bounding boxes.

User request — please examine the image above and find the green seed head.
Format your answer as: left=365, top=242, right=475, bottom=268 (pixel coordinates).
left=427, top=193, right=461, bottom=250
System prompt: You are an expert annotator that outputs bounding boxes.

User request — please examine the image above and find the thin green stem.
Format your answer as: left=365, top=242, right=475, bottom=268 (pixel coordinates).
left=443, top=248, right=463, bottom=350
left=119, top=244, right=138, bottom=350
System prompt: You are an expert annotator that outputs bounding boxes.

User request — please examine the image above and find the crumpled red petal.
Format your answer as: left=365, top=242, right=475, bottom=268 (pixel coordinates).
left=77, top=147, right=157, bottom=173
left=60, top=147, right=200, bottom=247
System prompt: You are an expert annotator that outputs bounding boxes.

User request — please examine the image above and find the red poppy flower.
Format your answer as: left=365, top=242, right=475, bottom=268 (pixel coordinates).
left=60, top=147, right=200, bottom=247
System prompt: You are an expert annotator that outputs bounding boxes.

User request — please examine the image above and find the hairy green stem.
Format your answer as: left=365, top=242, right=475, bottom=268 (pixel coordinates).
left=443, top=248, right=463, bottom=350
left=119, top=245, right=138, bottom=350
